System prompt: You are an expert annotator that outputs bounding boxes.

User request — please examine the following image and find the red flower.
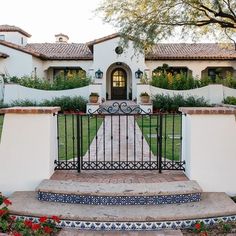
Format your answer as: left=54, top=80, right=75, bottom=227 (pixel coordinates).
left=12, top=232, right=22, bottom=236
left=0, top=209, right=7, bottom=216
left=11, top=216, right=17, bottom=221
left=44, top=226, right=53, bottom=234
left=3, top=198, right=12, bottom=206
left=31, top=223, right=41, bottom=231
left=39, top=216, right=48, bottom=223
left=195, top=223, right=201, bottom=230
left=51, top=215, right=60, bottom=223
left=24, top=219, right=33, bottom=228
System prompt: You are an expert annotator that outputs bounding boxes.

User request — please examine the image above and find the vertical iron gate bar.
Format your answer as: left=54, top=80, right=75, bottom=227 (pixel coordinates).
left=172, top=113, right=175, bottom=163
left=149, top=115, right=151, bottom=162
left=134, top=115, right=136, bottom=163
left=126, top=115, right=128, bottom=164
left=158, top=114, right=163, bottom=173
left=164, top=114, right=167, bottom=162
left=64, top=115, right=68, bottom=162
left=180, top=114, right=183, bottom=162
left=88, top=115, right=90, bottom=162
left=80, top=115, right=83, bottom=168
left=156, top=115, right=159, bottom=170
left=118, top=115, right=121, bottom=165
left=95, top=115, right=98, bottom=165
left=103, top=115, right=106, bottom=166
left=76, top=115, right=81, bottom=172
left=57, top=114, right=60, bottom=163
left=141, top=115, right=144, bottom=163
left=72, top=115, right=75, bottom=161
left=111, top=115, right=113, bottom=164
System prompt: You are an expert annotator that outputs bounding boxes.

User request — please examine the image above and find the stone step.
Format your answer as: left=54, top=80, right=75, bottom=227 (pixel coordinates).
left=8, top=191, right=236, bottom=231
left=57, top=229, right=183, bottom=236
left=36, top=180, right=202, bottom=205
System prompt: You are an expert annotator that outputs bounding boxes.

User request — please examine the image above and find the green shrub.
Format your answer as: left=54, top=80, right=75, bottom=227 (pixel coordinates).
left=223, top=96, right=236, bottom=105
left=152, top=94, right=211, bottom=112
left=6, top=75, right=91, bottom=90
left=42, top=96, right=87, bottom=112
left=151, top=71, right=199, bottom=90
left=1, top=96, right=88, bottom=112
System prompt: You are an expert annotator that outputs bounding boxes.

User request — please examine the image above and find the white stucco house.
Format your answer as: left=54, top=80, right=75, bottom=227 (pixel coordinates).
left=0, top=24, right=236, bottom=100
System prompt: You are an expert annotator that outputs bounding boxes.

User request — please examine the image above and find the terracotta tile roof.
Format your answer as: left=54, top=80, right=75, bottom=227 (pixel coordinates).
left=26, top=43, right=93, bottom=60
left=0, top=25, right=31, bottom=37
left=146, top=43, right=236, bottom=60
left=0, top=40, right=44, bottom=58
left=0, top=51, right=9, bottom=58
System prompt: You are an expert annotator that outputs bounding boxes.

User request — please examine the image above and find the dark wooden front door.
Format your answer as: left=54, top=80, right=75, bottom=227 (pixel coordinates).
left=111, top=68, right=127, bottom=100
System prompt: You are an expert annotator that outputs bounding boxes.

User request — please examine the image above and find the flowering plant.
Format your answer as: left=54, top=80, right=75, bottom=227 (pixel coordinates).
left=0, top=194, right=60, bottom=236
left=193, top=221, right=208, bottom=235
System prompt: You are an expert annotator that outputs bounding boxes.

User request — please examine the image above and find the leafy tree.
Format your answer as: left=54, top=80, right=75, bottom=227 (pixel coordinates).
left=98, top=0, right=236, bottom=50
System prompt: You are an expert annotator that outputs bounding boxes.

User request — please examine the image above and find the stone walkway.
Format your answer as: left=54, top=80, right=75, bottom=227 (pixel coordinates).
left=83, top=116, right=154, bottom=162
left=51, top=170, right=188, bottom=183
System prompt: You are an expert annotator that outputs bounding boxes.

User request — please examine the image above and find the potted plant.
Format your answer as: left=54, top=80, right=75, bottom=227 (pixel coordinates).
left=89, top=92, right=99, bottom=103
left=140, top=92, right=150, bottom=103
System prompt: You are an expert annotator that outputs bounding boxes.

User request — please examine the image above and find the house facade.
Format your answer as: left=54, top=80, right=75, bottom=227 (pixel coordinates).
left=0, top=25, right=236, bottom=100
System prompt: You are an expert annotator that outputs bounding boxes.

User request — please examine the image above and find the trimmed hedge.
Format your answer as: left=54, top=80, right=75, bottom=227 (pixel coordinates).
left=223, top=96, right=236, bottom=105
left=0, top=96, right=87, bottom=112
left=152, top=94, right=211, bottom=112
left=6, top=75, right=91, bottom=90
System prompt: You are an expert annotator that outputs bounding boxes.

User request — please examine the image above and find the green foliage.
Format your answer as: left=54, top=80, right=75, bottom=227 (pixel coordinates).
left=152, top=94, right=210, bottom=112
left=6, top=75, right=91, bottom=90
left=98, top=0, right=236, bottom=51
left=0, top=193, right=60, bottom=235
left=223, top=96, right=236, bottom=105
left=2, top=96, right=88, bottom=112
left=151, top=71, right=200, bottom=90
left=42, top=96, right=87, bottom=112
left=140, top=92, right=149, bottom=96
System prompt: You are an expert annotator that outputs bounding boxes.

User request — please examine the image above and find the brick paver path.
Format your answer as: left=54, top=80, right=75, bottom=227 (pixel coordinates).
left=83, top=116, right=154, bottom=163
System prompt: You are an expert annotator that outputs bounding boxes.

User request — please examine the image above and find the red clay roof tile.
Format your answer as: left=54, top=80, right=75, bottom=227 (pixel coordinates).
left=0, top=25, right=31, bottom=37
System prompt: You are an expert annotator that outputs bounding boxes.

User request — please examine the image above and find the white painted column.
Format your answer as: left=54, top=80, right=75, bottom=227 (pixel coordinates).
left=180, top=107, right=236, bottom=196
left=0, top=107, right=60, bottom=196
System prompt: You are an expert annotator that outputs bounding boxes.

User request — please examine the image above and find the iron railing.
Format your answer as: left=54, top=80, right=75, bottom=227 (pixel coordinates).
left=55, top=102, right=185, bottom=172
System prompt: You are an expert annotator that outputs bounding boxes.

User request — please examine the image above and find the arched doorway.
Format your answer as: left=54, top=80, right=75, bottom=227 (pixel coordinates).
left=111, top=68, right=127, bottom=100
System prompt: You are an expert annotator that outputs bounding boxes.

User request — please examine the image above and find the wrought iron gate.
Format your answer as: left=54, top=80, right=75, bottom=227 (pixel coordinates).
left=55, top=102, right=185, bottom=172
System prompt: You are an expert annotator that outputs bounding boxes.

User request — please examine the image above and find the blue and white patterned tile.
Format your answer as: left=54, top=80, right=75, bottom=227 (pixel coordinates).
left=11, top=214, right=236, bottom=231
left=38, top=191, right=201, bottom=206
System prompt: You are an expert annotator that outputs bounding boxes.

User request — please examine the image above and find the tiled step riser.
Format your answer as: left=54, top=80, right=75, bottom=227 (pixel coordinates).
left=12, top=214, right=236, bottom=231
left=37, top=191, right=201, bottom=205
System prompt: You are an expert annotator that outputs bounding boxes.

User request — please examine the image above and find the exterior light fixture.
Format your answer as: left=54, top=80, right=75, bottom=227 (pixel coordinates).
left=135, top=69, right=143, bottom=79
left=95, top=69, right=103, bottom=79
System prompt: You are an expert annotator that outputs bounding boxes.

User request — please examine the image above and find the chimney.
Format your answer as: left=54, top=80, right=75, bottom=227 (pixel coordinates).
left=55, top=33, right=69, bottom=43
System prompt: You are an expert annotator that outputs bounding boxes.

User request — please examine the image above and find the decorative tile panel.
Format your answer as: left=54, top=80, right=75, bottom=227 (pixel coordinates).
left=38, top=191, right=201, bottom=205
left=12, top=214, right=236, bottom=231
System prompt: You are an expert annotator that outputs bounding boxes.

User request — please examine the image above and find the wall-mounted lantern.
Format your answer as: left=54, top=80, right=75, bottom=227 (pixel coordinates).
left=95, top=69, right=103, bottom=79
left=135, top=69, right=143, bottom=79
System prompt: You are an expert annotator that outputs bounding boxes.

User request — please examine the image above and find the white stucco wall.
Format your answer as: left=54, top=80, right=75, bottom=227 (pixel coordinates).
left=145, top=60, right=236, bottom=78
left=3, top=83, right=102, bottom=104
left=0, top=109, right=58, bottom=195
left=149, top=84, right=224, bottom=104
left=92, top=37, right=146, bottom=99
left=0, top=32, right=28, bottom=46
left=181, top=111, right=236, bottom=196
left=0, top=44, right=33, bottom=77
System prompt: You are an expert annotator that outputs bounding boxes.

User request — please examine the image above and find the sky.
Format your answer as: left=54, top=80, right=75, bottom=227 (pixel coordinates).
left=0, top=0, right=115, bottom=43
